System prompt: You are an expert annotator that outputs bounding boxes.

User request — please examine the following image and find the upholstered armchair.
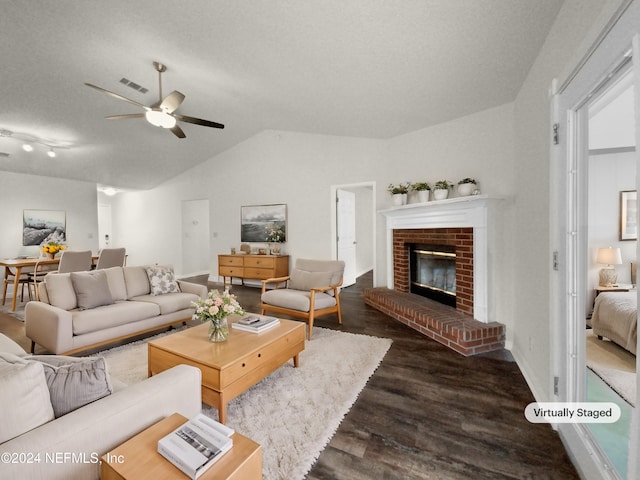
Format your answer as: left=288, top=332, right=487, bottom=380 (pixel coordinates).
left=261, top=258, right=345, bottom=340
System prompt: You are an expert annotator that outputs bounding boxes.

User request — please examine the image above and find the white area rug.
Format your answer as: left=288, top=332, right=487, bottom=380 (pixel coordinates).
left=96, top=326, right=392, bottom=480
left=586, top=330, right=636, bottom=406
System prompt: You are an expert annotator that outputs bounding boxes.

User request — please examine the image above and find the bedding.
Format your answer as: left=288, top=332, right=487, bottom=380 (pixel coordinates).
left=591, top=291, right=637, bottom=355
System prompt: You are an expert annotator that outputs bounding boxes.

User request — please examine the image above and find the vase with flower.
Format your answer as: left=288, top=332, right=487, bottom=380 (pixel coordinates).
left=191, top=289, right=244, bottom=342
left=41, top=241, right=65, bottom=259
left=265, top=223, right=285, bottom=255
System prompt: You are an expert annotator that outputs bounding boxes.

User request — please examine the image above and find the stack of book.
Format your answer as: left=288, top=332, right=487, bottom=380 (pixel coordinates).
left=158, top=414, right=234, bottom=479
left=232, top=314, right=280, bottom=333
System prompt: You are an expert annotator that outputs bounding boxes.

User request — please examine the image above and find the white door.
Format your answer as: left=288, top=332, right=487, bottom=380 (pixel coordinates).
left=337, top=189, right=356, bottom=287
left=181, top=199, right=210, bottom=276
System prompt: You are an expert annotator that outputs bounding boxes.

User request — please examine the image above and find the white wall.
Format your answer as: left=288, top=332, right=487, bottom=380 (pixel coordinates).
left=511, top=0, right=623, bottom=402
left=112, top=131, right=385, bottom=275
left=0, top=170, right=99, bottom=258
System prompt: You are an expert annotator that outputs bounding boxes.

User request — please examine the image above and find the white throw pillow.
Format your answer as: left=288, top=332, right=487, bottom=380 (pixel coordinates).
left=44, top=273, right=78, bottom=310
left=0, top=352, right=54, bottom=443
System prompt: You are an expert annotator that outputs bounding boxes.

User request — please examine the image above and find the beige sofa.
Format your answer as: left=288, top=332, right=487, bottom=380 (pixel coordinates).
left=0, top=333, right=202, bottom=480
left=25, top=265, right=208, bottom=355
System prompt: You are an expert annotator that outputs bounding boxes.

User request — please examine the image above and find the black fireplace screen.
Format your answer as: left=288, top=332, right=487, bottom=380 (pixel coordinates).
left=409, top=243, right=456, bottom=307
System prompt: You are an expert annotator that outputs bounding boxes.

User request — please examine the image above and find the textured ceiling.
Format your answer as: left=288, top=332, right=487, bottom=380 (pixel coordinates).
left=0, top=0, right=563, bottom=189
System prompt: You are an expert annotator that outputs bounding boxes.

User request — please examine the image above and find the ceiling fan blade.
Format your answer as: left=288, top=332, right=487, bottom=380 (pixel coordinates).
left=105, top=113, right=146, bottom=120
left=160, top=91, right=185, bottom=113
left=170, top=124, right=186, bottom=138
left=84, top=83, right=149, bottom=110
left=174, top=113, right=225, bottom=129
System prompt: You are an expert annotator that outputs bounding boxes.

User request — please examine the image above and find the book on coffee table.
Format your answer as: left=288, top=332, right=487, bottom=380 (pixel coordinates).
left=157, top=414, right=233, bottom=479
left=232, top=315, right=280, bottom=333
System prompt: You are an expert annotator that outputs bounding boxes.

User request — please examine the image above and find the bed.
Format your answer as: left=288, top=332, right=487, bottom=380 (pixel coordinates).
left=591, top=291, right=638, bottom=355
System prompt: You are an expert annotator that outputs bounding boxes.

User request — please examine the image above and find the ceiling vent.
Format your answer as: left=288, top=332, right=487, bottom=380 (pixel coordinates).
left=119, top=78, right=148, bottom=94
left=0, top=152, right=10, bottom=157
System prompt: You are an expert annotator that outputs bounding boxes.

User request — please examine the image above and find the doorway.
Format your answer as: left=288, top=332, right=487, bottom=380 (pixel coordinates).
left=554, top=24, right=640, bottom=479
left=585, top=65, right=636, bottom=479
left=331, top=182, right=376, bottom=288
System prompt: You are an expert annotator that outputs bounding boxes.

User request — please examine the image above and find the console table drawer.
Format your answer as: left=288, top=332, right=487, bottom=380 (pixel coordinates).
left=220, top=266, right=244, bottom=277
left=218, top=254, right=289, bottom=288
left=243, top=267, right=274, bottom=279
left=244, top=256, right=275, bottom=268
left=219, top=255, right=244, bottom=266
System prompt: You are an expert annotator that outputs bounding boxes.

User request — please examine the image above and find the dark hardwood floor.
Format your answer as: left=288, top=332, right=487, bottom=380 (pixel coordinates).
left=0, top=272, right=578, bottom=479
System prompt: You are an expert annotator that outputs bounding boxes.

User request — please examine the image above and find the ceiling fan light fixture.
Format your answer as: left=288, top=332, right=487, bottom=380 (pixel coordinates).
left=145, top=109, right=176, bottom=129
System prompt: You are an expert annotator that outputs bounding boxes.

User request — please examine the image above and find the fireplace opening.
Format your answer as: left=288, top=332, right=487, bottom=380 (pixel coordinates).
left=409, top=243, right=456, bottom=308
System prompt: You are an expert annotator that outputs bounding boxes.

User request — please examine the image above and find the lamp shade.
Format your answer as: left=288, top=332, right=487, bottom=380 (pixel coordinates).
left=596, top=247, right=622, bottom=265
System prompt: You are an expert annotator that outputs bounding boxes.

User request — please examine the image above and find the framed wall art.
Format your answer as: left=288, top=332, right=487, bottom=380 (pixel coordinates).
left=241, top=204, right=287, bottom=243
left=620, top=190, right=637, bottom=241
left=23, top=209, right=66, bottom=246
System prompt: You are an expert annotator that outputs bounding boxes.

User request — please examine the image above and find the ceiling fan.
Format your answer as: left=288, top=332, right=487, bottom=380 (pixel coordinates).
left=85, top=61, right=224, bottom=138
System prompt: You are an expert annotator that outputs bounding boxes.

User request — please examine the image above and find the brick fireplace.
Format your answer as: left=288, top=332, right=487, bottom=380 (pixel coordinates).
left=365, top=196, right=505, bottom=355
left=394, top=227, right=474, bottom=316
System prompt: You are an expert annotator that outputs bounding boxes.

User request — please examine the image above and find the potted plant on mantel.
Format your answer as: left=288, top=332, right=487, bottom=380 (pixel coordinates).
left=411, top=182, right=431, bottom=203
left=457, top=177, right=478, bottom=196
left=433, top=180, right=453, bottom=200
left=388, top=182, right=410, bottom=206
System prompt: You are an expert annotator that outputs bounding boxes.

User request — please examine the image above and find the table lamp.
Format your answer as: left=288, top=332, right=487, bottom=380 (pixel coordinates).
left=596, top=247, right=623, bottom=287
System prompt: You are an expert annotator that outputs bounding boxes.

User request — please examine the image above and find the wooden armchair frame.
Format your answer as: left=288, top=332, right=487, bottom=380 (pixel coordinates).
left=261, top=275, right=343, bottom=340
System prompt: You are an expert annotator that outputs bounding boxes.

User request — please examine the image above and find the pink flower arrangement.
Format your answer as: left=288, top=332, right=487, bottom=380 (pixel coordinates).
left=192, top=289, right=244, bottom=325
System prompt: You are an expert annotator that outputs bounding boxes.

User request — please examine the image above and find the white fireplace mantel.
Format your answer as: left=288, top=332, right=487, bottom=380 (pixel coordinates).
left=379, top=194, right=502, bottom=323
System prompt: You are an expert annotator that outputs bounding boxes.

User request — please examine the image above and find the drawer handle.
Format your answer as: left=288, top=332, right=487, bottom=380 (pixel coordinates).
left=257, top=353, right=262, bottom=358
left=242, top=363, right=246, bottom=367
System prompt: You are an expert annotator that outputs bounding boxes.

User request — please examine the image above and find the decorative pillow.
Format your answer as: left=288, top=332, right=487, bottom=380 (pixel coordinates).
left=288, top=269, right=334, bottom=291
left=70, top=270, right=114, bottom=310
left=44, top=273, right=78, bottom=310
left=28, top=355, right=113, bottom=418
left=0, top=352, right=54, bottom=443
left=145, top=265, right=181, bottom=296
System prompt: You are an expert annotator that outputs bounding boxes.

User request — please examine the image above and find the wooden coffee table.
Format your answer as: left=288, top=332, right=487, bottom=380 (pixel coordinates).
left=100, top=413, right=262, bottom=480
left=148, top=319, right=305, bottom=423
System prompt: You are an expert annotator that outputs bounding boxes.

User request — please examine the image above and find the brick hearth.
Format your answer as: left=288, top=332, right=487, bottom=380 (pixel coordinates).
left=364, top=287, right=505, bottom=356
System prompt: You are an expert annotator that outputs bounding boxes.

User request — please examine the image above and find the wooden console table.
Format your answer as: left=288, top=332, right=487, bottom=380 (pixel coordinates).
left=218, top=254, right=288, bottom=288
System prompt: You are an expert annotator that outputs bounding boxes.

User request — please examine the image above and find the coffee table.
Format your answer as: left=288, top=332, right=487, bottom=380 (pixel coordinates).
left=148, top=319, right=305, bottom=423
left=100, top=413, right=262, bottom=480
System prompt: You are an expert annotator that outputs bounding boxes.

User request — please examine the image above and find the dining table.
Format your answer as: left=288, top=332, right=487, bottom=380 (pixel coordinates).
left=1, top=257, right=61, bottom=312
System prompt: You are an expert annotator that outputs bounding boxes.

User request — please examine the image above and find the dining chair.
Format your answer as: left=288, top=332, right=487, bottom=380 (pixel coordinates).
left=2, top=267, right=33, bottom=305
left=261, top=258, right=345, bottom=340
left=95, top=248, right=126, bottom=269
left=57, top=250, right=93, bottom=274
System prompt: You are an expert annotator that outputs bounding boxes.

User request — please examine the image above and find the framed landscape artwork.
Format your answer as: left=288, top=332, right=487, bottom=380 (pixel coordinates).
left=241, top=204, right=287, bottom=243
left=23, top=209, right=66, bottom=246
left=620, top=190, right=637, bottom=241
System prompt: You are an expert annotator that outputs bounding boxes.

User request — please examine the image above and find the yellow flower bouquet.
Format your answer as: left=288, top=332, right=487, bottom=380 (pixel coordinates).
left=42, top=241, right=65, bottom=256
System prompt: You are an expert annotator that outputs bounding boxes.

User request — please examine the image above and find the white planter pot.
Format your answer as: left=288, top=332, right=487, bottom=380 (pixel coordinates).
left=392, top=193, right=407, bottom=206
left=457, top=183, right=475, bottom=196
left=433, top=189, right=449, bottom=200
left=416, top=190, right=430, bottom=203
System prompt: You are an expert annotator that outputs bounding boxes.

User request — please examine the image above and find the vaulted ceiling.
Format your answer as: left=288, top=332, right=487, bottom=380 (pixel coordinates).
left=0, top=0, right=563, bottom=190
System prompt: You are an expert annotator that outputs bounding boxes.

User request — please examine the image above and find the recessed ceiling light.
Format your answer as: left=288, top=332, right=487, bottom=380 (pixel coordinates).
left=22, top=144, right=34, bottom=152
left=47, top=148, right=56, bottom=158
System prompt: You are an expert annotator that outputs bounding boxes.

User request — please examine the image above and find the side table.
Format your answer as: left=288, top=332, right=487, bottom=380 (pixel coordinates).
left=100, top=413, right=262, bottom=480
